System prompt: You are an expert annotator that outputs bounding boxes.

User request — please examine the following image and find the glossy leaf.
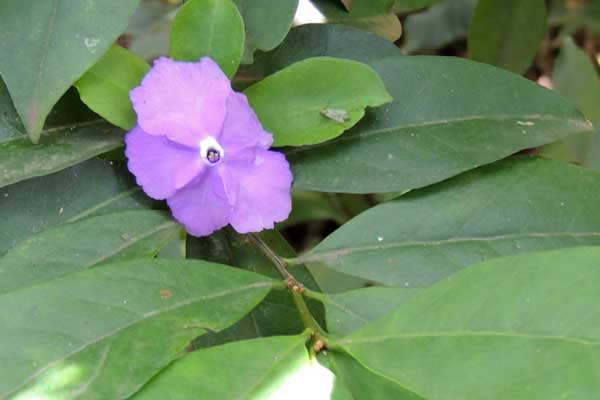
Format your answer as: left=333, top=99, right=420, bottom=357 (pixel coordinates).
left=0, top=210, right=180, bottom=295
left=133, top=333, right=316, bottom=399
left=170, top=0, right=244, bottom=78
left=312, top=286, right=419, bottom=335
left=0, top=0, right=140, bottom=142
left=298, top=157, right=600, bottom=286
left=0, top=259, right=274, bottom=400
left=338, top=246, right=600, bottom=399
left=245, top=57, right=392, bottom=146
left=401, top=0, right=477, bottom=53
left=0, top=158, right=152, bottom=255
left=286, top=55, right=592, bottom=193
left=469, top=0, right=547, bottom=74
left=75, top=45, right=150, bottom=130
left=305, top=0, right=402, bottom=42
left=234, top=0, right=298, bottom=64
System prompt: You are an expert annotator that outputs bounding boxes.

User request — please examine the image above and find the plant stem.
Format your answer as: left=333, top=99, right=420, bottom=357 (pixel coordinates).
left=248, top=233, right=297, bottom=284
left=291, top=290, right=326, bottom=338
left=249, top=233, right=329, bottom=345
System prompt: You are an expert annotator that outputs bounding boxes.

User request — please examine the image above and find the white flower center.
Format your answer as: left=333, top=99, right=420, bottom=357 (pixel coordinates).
left=199, top=136, right=224, bottom=166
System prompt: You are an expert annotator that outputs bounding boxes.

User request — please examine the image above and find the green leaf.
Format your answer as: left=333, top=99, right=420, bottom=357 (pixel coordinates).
left=541, top=37, right=600, bottom=169
left=244, top=24, right=400, bottom=84
left=0, top=0, right=140, bottom=142
left=234, top=0, right=298, bottom=64
left=0, top=158, right=152, bottom=255
left=0, top=78, right=24, bottom=142
left=188, top=228, right=323, bottom=346
left=170, top=0, right=244, bottom=78
left=0, top=81, right=125, bottom=189
left=393, top=0, right=443, bottom=13
left=307, top=262, right=370, bottom=294
left=286, top=55, right=592, bottom=193
left=126, top=0, right=180, bottom=60
left=75, top=45, right=150, bottom=130
left=298, top=157, right=600, bottom=286
left=553, top=38, right=600, bottom=124
left=322, top=351, right=423, bottom=399
left=305, top=0, right=402, bottom=42
left=0, top=259, right=274, bottom=399
left=337, top=246, right=600, bottom=399
left=245, top=56, right=392, bottom=147
left=401, top=0, right=477, bottom=53
left=469, top=0, right=547, bottom=74
left=133, top=333, right=315, bottom=399
left=251, top=24, right=590, bottom=193
left=0, top=210, right=180, bottom=295
left=0, top=122, right=124, bottom=189
left=312, top=287, right=419, bottom=335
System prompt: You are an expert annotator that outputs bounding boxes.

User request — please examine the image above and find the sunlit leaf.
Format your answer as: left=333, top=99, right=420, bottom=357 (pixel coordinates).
left=245, top=56, right=392, bottom=147
left=133, top=333, right=333, bottom=399
left=1, top=259, right=274, bottom=399
left=170, top=0, right=244, bottom=77
left=75, top=45, right=150, bottom=130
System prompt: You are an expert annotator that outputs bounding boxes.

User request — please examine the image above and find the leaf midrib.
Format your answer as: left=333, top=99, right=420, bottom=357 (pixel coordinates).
left=83, top=220, right=179, bottom=268
left=0, top=219, right=179, bottom=296
left=1, top=280, right=274, bottom=400
left=303, top=231, right=600, bottom=263
left=337, top=330, right=600, bottom=348
left=29, top=0, right=59, bottom=134
left=0, top=119, right=108, bottom=145
left=285, top=114, right=591, bottom=156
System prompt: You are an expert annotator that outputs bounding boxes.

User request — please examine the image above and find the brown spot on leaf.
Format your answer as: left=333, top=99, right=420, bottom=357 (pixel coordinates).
left=160, top=289, right=172, bottom=299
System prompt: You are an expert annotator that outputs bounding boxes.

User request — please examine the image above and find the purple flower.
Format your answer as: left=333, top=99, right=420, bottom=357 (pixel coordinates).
left=125, top=57, right=292, bottom=236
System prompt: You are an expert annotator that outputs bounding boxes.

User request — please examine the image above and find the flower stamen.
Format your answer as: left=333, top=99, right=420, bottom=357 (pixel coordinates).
left=206, top=148, right=221, bottom=164
left=199, top=136, right=224, bottom=165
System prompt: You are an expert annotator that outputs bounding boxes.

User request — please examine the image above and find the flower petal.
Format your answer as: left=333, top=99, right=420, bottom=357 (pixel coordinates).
left=220, top=92, right=273, bottom=156
left=167, top=170, right=230, bottom=236
left=130, top=57, right=231, bottom=147
left=226, top=149, right=293, bottom=233
left=125, top=126, right=204, bottom=200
